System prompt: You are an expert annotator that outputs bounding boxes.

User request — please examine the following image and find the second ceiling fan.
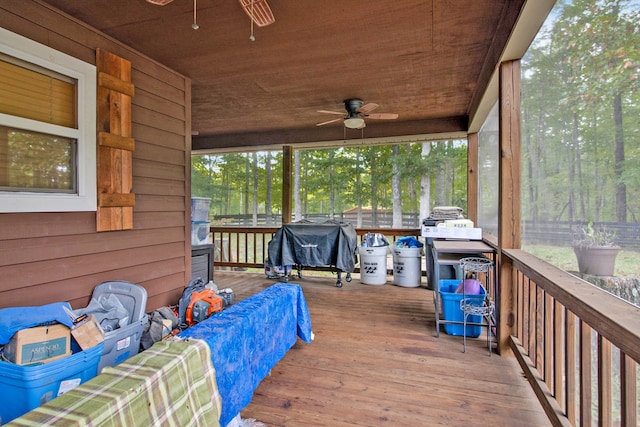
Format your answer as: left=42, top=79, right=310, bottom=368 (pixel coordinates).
left=317, top=99, right=398, bottom=129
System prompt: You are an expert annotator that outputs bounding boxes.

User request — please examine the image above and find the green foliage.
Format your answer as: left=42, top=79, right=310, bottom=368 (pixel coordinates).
left=521, top=0, right=640, bottom=224
left=572, top=221, right=618, bottom=248
left=191, top=140, right=468, bottom=219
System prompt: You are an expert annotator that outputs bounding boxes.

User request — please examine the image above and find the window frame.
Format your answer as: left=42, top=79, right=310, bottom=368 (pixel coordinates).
left=0, top=27, right=96, bottom=213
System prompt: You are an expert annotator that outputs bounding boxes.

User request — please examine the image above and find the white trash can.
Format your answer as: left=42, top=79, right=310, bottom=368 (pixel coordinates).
left=392, top=247, right=422, bottom=287
left=357, top=246, right=389, bottom=285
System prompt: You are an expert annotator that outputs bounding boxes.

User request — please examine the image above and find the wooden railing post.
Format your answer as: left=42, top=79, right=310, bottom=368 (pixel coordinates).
left=467, top=132, right=478, bottom=224
left=282, top=145, right=292, bottom=224
left=497, top=59, right=522, bottom=356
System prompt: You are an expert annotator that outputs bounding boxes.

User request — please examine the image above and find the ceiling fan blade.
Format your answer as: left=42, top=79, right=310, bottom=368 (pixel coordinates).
left=365, top=113, right=399, bottom=120
left=316, top=118, right=342, bottom=126
left=357, top=103, right=379, bottom=114
left=317, top=110, right=345, bottom=115
left=239, top=0, right=276, bottom=27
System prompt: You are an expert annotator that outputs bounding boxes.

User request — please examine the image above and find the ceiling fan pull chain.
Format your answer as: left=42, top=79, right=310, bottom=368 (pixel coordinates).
left=192, top=0, right=199, bottom=30
left=249, top=0, right=255, bottom=41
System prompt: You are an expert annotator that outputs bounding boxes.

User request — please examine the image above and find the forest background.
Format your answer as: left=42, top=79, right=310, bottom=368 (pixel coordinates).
left=192, top=0, right=639, bottom=258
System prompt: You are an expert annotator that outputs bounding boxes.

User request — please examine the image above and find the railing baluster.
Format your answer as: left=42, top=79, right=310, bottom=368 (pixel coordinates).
left=620, top=353, right=637, bottom=426
left=553, top=300, right=564, bottom=413
left=598, top=336, right=612, bottom=427
left=580, top=321, right=592, bottom=426
left=544, top=293, right=552, bottom=392
left=566, top=310, right=577, bottom=424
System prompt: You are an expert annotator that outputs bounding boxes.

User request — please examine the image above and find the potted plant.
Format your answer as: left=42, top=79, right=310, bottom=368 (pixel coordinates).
left=572, top=222, right=621, bottom=276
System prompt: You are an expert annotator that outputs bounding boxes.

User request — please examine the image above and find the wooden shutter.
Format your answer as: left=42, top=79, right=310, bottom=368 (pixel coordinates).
left=96, top=49, right=135, bottom=232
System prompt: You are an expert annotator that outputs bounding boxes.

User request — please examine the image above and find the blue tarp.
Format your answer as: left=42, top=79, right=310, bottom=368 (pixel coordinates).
left=178, top=283, right=313, bottom=426
left=0, top=302, right=74, bottom=345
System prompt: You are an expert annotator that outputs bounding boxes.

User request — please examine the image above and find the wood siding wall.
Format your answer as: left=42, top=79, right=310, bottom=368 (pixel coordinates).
left=0, top=1, right=192, bottom=312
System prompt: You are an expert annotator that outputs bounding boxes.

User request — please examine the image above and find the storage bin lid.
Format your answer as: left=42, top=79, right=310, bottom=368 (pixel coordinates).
left=91, top=281, right=148, bottom=324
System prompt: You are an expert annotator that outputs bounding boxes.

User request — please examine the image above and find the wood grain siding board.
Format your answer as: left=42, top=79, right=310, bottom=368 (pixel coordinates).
left=133, top=194, right=186, bottom=212
left=0, top=227, right=186, bottom=267
left=134, top=159, right=185, bottom=181
left=133, top=212, right=186, bottom=229
left=134, top=177, right=186, bottom=197
left=130, top=64, right=187, bottom=96
left=132, top=104, right=187, bottom=136
left=1, top=259, right=186, bottom=310
left=1, top=242, right=186, bottom=290
left=134, top=89, right=186, bottom=123
left=134, top=140, right=186, bottom=164
left=0, top=212, right=96, bottom=239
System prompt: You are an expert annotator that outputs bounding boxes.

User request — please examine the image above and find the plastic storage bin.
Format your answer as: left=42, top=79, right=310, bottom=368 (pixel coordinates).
left=191, top=197, right=211, bottom=222
left=0, top=343, right=103, bottom=425
left=357, top=246, right=389, bottom=285
left=90, top=281, right=148, bottom=373
left=392, top=247, right=422, bottom=287
left=191, top=221, right=211, bottom=246
left=439, top=279, right=485, bottom=337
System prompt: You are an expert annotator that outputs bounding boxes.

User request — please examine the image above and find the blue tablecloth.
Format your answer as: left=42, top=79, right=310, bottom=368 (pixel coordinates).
left=179, top=283, right=313, bottom=426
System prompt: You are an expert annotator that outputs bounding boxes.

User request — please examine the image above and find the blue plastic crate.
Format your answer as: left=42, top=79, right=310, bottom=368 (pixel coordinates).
left=0, top=343, right=103, bottom=424
left=439, top=279, right=485, bottom=338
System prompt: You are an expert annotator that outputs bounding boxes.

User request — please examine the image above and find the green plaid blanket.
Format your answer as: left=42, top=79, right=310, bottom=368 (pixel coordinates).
left=8, top=339, right=221, bottom=427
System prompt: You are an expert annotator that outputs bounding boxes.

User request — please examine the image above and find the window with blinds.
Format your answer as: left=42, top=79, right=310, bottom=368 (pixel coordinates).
left=0, top=27, right=96, bottom=213
left=0, top=58, right=77, bottom=192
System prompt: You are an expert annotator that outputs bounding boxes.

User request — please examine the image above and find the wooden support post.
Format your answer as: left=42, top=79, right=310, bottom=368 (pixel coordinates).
left=282, top=145, right=292, bottom=224
left=497, top=59, right=522, bottom=355
left=467, top=132, right=479, bottom=224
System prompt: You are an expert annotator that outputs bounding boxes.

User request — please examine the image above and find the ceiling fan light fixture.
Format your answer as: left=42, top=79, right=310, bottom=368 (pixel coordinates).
left=146, top=0, right=174, bottom=5
left=344, top=117, right=365, bottom=129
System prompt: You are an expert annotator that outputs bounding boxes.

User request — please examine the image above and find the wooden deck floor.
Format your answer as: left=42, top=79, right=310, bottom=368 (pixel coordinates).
left=213, top=270, right=551, bottom=427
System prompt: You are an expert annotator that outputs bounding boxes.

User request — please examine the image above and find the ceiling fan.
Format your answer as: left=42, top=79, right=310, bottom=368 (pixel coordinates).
left=146, top=0, right=276, bottom=27
left=316, top=99, right=398, bottom=129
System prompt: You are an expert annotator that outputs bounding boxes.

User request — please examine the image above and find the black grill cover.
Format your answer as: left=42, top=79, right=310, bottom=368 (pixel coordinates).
left=268, top=220, right=357, bottom=273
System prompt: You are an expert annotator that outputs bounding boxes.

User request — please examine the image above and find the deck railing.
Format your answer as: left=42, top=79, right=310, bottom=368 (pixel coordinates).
left=210, top=226, right=421, bottom=270
left=503, top=249, right=639, bottom=427
left=208, top=226, right=640, bottom=426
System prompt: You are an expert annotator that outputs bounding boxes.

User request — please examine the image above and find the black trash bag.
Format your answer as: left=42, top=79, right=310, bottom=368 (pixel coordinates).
left=140, top=306, right=179, bottom=351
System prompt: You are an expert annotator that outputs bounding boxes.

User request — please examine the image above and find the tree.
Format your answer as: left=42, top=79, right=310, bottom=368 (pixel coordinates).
left=294, top=149, right=301, bottom=221
left=420, top=142, right=432, bottom=221
left=391, top=145, right=402, bottom=227
left=265, top=151, right=273, bottom=224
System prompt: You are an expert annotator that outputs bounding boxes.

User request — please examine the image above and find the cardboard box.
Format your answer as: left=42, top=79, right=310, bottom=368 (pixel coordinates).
left=4, top=324, right=71, bottom=365
left=422, top=225, right=483, bottom=240
left=71, top=315, right=105, bottom=350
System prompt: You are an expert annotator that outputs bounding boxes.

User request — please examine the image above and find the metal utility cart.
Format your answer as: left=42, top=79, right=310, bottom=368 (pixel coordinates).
left=459, top=257, right=496, bottom=355
left=267, top=220, right=358, bottom=287
left=431, top=240, right=497, bottom=338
